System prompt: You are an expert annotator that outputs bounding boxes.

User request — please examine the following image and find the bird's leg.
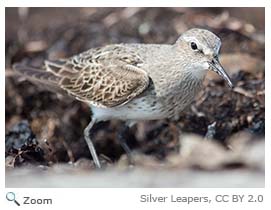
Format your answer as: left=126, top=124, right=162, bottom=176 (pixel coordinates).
left=117, top=124, right=135, bottom=166
left=84, top=118, right=101, bottom=168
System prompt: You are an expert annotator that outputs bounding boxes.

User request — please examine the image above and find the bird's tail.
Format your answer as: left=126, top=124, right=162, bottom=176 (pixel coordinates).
left=12, top=63, right=65, bottom=94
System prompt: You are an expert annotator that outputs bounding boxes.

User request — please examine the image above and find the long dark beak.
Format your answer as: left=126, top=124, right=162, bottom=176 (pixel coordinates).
left=208, top=58, right=234, bottom=88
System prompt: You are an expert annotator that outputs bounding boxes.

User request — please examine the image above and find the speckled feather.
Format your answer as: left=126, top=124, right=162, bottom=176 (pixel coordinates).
left=46, top=45, right=151, bottom=108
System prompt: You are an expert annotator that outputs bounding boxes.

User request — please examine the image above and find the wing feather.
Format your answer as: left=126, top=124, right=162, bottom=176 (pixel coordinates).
left=14, top=44, right=150, bottom=108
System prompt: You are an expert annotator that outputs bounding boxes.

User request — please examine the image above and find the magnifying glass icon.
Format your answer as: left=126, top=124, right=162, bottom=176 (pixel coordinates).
left=6, top=192, right=20, bottom=206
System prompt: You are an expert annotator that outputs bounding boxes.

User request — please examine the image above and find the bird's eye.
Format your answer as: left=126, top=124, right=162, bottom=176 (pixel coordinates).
left=190, top=42, right=198, bottom=50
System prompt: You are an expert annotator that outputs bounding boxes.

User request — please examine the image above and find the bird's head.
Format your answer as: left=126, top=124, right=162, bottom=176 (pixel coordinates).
left=176, top=28, right=233, bottom=88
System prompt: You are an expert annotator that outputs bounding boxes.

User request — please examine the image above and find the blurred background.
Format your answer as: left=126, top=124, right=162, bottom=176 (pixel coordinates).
left=5, top=8, right=264, bottom=187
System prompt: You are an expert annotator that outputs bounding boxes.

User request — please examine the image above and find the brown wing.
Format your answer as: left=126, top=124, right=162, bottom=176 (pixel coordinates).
left=45, top=44, right=150, bottom=107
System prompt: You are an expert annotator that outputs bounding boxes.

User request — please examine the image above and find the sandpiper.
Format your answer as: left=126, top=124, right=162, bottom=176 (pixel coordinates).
left=13, top=28, right=233, bottom=168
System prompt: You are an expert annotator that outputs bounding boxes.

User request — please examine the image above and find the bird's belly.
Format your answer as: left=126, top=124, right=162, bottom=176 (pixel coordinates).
left=91, top=98, right=166, bottom=122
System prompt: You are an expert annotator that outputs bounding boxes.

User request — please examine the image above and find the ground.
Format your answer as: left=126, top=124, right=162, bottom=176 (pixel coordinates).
left=5, top=8, right=264, bottom=187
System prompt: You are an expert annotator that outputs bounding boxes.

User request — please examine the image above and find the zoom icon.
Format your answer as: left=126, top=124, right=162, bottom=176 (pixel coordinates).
left=6, top=192, right=20, bottom=206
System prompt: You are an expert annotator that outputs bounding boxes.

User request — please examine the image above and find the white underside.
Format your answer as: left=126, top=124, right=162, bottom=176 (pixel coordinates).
left=90, top=101, right=165, bottom=123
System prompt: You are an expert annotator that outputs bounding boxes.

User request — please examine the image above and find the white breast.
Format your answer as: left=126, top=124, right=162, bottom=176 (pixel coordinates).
left=91, top=97, right=166, bottom=122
